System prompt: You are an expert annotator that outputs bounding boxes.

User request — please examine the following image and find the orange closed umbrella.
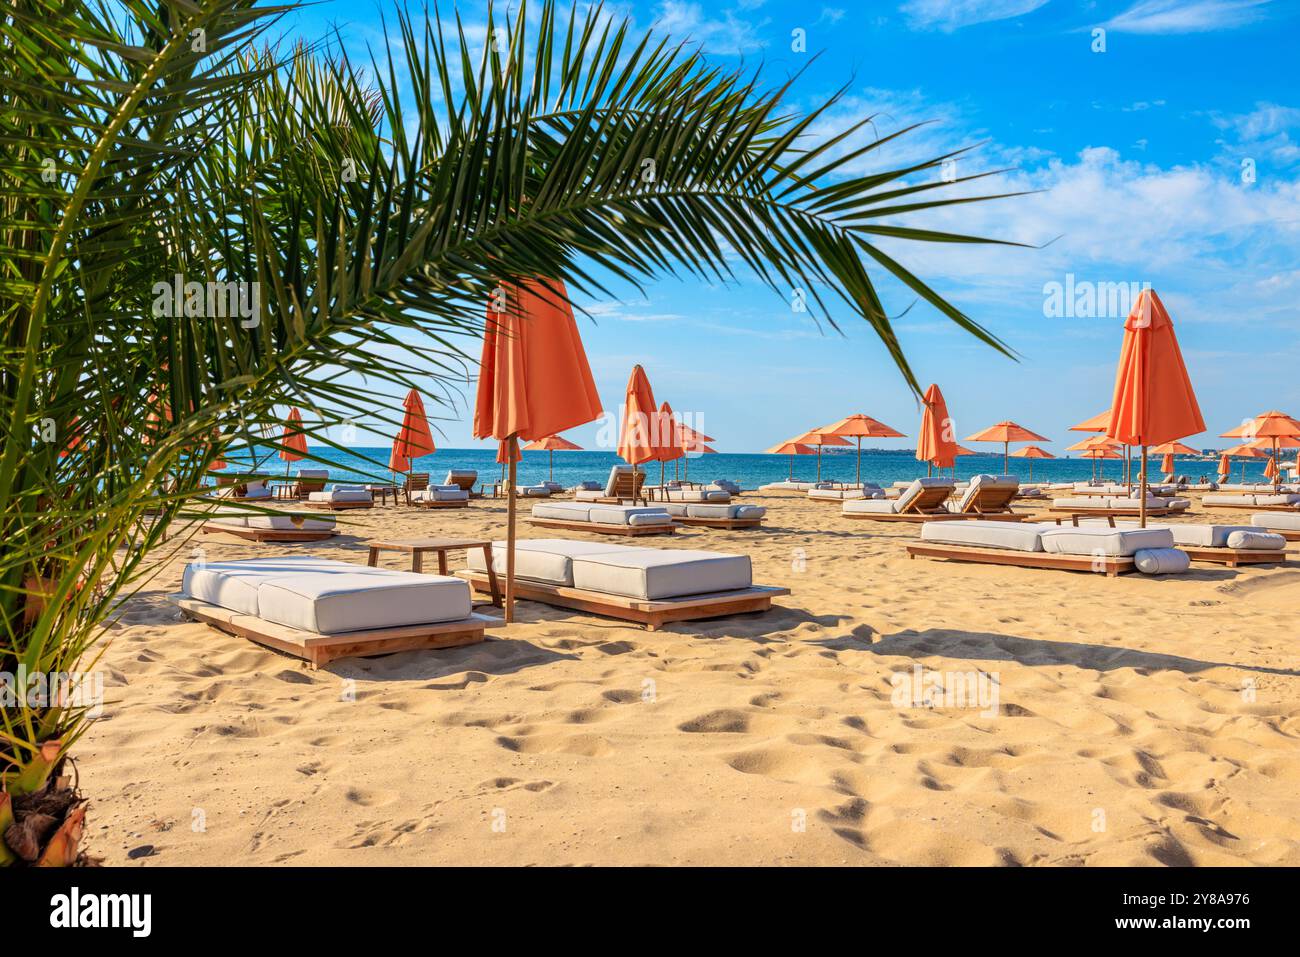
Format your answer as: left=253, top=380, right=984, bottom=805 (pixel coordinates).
left=655, top=401, right=685, bottom=492
left=1265, top=455, right=1279, bottom=480
left=523, top=434, right=583, bottom=483
left=1106, top=290, right=1205, bottom=525
left=823, top=413, right=905, bottom=486
left=966, top=420, right=1048, bottom=474
left=1217, top=452, right=1231, bottom=481
left=389, top=389, right=436, bottom=473
left=765, top=440, right=815, bottom=481
left=473, top=279, right=603, bottom=622
left=1010, top=444, right=1054, bottom=482
left=1160, top=451, right=1175, bottom=476
left=617, top=366, right=660, bottom=467
left=280, top=407, right=309, bottom=479
left=916, top=384, right=958, bottom=475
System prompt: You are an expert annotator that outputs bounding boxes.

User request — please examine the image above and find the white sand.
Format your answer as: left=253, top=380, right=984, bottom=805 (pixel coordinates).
left=79, top=491, right=1300, bottom=865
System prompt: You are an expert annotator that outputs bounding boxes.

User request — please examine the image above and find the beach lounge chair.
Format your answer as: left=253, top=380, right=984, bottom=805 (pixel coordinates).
left=712, top=479, right=742, bottom=496
left=1203, top=492, right=1300, bottom=511
left=223, top=477, right=273, bottom=501
left=663, top=501, right=767, bottom=529
left=304, top=485, right=374, bottom=510
left=410, top=484, right=471, bottom=508
left=949, top=474, right=1023, bottom=515
left=1250, top=512, right=1300, bottom=541
left=459, top=539, right=787, bottom=630
left=841, top=478, right=968, bottom=522
left=660, top=487, right=731, bottom=503
left=574, top=465, right=647, bottom=504
left=172, top=556, right=489, bottom=668
left=757, top=481, right=815, bottom=491
left=1076, top=519, right=1286, bottom=567
left=202, top=509, right=337, bottom=543
left=513, top=484, right=553, bottom=497
left=290, top=469, right=329, bottom=498
left=808, top=482, right=884, bottom=502
left=906, top=520, right=1184, bottom=577
left=443, top=470, right=479, bottom=496
left=528, top=501, right=676, bottom=535
left=1048, top=495, right=1192, bottom=518
left=401, top=472, right=430, bottom=504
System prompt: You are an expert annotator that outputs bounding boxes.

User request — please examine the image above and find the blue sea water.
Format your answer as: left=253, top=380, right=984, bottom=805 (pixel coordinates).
left=221, top=447, right=1257, bottom=490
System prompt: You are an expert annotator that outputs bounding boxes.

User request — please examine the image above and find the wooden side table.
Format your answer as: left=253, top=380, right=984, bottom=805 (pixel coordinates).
left=365, top=538, right=502, bottom=607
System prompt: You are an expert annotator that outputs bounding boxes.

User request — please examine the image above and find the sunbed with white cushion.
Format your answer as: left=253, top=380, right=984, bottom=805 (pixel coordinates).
left=843, top=478, right=1028, bottom=522
left=410, top=484, right=470, bottom=508
left=460, top=539, right=787, bottom=629
left=171, top=556, right=488, bottom=667
left=948, top=474, right=1022, bottom=515
left=757, top=481, right=815, bottom=491
left=1250, top=512, right=1300, bottom=540
left=513, top=484, right=553, bottom=497
left=305, top=485, right=374, bottom=510
left=906, top=521, right=1183, bottom=576
left=663, top=501, right=767, bottom=529
left=529, top=501, right=676, bottom=536
left=660, top=487, right=730, bottom=503
left=808, top=482, right=885, bottom=502
left=712, top=479, right=742, bottom=495
left=202, top=508, right=337, bottom=543
left=1203, top=491, right=1300, bottom=510
left=443, top=470, right=478, bottom=494
left=1049, top=495, right=1191, bottom=516
left=574, top=465, right=645, bottom=503
left=219, top=478, right=272, bottom=501
left=1079, top=520, right=1286, bottom=566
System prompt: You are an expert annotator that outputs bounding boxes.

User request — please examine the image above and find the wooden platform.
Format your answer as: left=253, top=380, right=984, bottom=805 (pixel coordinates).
left=171, top=596, right=490, bottom=669
left=906, top=542, right=1136, bottom=576
left=200, top=523, right=336, bottom=544
left=1209, top=503, right=1300, bottom=512
left=1252, top=527, right=1300, bottom=541
left=527, top=518, right=677, bottom=536
left=458, top=571, right=788, bottom=631
left=1180, top=546, right=1288, bottom=567
left=411, top=499, right=471, bottom=509
left=1047, top=506, right=1190, bottom=518
left=843, top=511, right=1031, bottom=523
left=302, top=501, right=374, bottom=511
left=670, top=516, right=764, bottom=529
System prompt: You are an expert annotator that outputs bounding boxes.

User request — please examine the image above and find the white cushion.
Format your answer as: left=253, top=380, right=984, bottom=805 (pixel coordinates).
left=896, top=478, right=954, bottom=511
left=1039, top=526, right=1173, bottom=557
left=808, top=488, right=865, bottom=501
left=919, top=520, right=1048, bottom=552
left=843, top=498, right=901, bottom=514
left=240, top=486, right=273, bottom=501
left=297, top=469, right=328, bottom=479
left=308, top=487, right=373, bottom=504
left=1252, top=512, right=1300, bottom=531
left=664, top=488, right=730, bottom=503
left=208, top=514, right=249, bottom=527
left=412, top=486, right=469, bottom=502
left=665, top=503, right=766, bottom=519
left=465, top=539, right=632, bottom=586
left=588, top=505, right=672, bottom=526
left=533, top=502, right=593, bottom=521
left=604, top=465, right=638, bottom=496
left=1135, top=548, right=1190, bottom=574
left=516, top=485, right=552, bottom=497
left=954, top=474, right=1018, bottom=511
left=182, top=557, right=370, bottom=617
left=1204, top=494, right=1255, bottom=506
left=443, top=470, right=477, bottom=485
left=245, top=513, right=336, bottom=531
left=571, top=548, right=751, bottom=600
left=1255, top=493, right=1300, bottom=506
left=1226, top=530, right=1285, bottom=550
left=574, top=489, right=605, bottom=501
left=256, top=571, right=471, bottom=633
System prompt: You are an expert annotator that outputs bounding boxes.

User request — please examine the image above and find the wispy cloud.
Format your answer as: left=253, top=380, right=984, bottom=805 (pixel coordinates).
left=1103, top=0, right=1274, bottom=34
left=651, top=1, right=771, bottom=54
left=900, top=0, right=1050, bottom=32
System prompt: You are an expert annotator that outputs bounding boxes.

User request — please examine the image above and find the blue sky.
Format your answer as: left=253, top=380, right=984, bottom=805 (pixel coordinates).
left=279, top=0, right=1300, bottom=454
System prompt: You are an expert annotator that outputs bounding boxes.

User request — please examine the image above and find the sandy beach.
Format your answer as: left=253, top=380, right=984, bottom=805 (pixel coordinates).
left=78, top=490, right=1300, bottom=866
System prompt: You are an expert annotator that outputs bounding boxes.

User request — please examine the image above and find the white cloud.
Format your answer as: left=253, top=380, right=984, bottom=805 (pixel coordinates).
left=1211, top=102, right=1300, bottom=169
left=651, top=1, right=770, bottom=54
left=900, top=0, right=1050, bottom=31
left=1103, top=0, right=1274, bottom=34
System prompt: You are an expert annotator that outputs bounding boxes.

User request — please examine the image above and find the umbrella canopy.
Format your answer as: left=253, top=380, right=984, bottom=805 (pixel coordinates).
left=1265, top=455, right=1279, bottom=480
left=916, top=384, right=958, bottom=474
left=280, top=407, right=309, bottom=465
left=1221, top=443, right=1270, bottom=458
left=496, top=439, right=521, bottom=464
left=653, top=401, right=685, bottom=490
left=523, top=434, right=582, bottom=483
left=675, top=421, right=715, bottom=446
left=616, top=365, right=660, bottom=466
left=790, top=428, right=850, bottom=483
left=1010, top=444, right=1054, bottom=481
left=1065, top=435, right=1121, bottom=452
left=1070, top=410, right=1111, bottom=432
left=764, top=440, right=815, bottom=481
left=1222, top=411, right=1300, bottom=489
left=965, top=420, right=1048, bottom=473
left=389, top=389, right=436, bottom=473
left=1150, top=440, right=1199, bottom=455
left=1160, top=452, right=1175, bottom=475
left=693, top=443, right=718, bottom=454
left=952, top=444, right=978, bottom=456
left=823, top=413, right=905, bottom=486
left=1106, top=290, right=1204, bottom=525
left=473, top=279, right=603, bottom=623
left=1080, top=447, right=1122, bottom=459
left=1218, top=452, right=1231, bottom=479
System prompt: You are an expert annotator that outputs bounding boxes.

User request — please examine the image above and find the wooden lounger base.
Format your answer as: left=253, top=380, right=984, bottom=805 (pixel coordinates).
left=458, top=571, right=788, bottom=631
left=527, top=518, right=677, bottom=536
left=843, top=511, right=1030, bottom=523
left=1254, top=527, right=1300, bottom=541
left=200, top=523, right=337, bottom=543
left=171, top=596, right=489, bottom=669
left=1180, top=546, right=1288, bottom=567
left=411, top=500, right=471, bottom=509
left=906, top=542, right=1136, bottom=576
left=1047, top=507, right=1189, bottom=518
left=1209, top=503, right=1300, bottom=512
left=670, top=517, right=764, bottom=529
left=302, top=501, right=374, bottom=511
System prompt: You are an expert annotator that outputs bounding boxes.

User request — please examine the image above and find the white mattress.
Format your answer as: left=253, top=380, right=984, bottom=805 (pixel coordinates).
left=919, top=520, right=1049, bottom=552
left=464, top=539, right=636, bottom=586
left=570, top=548, right=751, bottom=600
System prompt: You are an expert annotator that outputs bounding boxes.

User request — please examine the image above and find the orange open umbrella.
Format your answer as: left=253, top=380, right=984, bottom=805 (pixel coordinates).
left=765, top=440, right=815, bottom=481
left=1106, top=290, right=1205, bottom=525
left=965, top=420, right=1048, bottom=474
left=1080, top=445, right=1122, bottom=482
left=790, top=429, right=850, bottom=483
left=1221, top=411, right=1300, bottom=489
left=473, top=279, right=603, bottom=622
left=916, top=384, right=958, bottom=476
left=1010, top=444, right=1054, bottom=482
left=523, top=434, right=582, bottom=483
left=822, top=413, right=905, bottom=486
left=1070, top=410, right=1111, bottom=432
left=1067, top=435, right=1121, bottom=481
left=389, top=389, right=436, bottom=474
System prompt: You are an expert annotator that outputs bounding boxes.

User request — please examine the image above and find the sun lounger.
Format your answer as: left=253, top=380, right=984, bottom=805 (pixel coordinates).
left=290, top=469, right=329, bottom=498
left=172, top=556, right=489, bottom=667
left=304, top=485, right=374, bottom=510
left=223, top=478, right=273, bottom=501
left=808, top=483, right=884, bottom=502
left=950, top=474, right=1024, bottom=515
left=459, top=539, right=787, bottom=630
left=757, top=481, right=816, bottom=491
left=844, top=478, right=1027, bottom=522
left=1250, top=512, right=1300, bottom=541
left=410, top=484, right=471, bottom=508
left=1048, top=495, right=1191, bottom=517
left=528, top=501, right=676, bottom=535
left=1203, top=492, right=1300, bottom=511
left=1077, top=520, right=1286, bottom=567
left=574, top=465, right=647, bottom=504
left=906, top=520, right=1182, bottom=576
left=712, top=479, right=742, bottom=495
left=663, top=502, right=767, bottom=529
left=443, top=470, right=479, bottom=495
left=201, top=510, right=337, bottom=543
left=512, top=484, right=553, bottom=497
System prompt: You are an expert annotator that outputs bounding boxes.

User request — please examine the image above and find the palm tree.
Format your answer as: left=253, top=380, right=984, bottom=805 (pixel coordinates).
left=0, top=0, right=1021, bottom=864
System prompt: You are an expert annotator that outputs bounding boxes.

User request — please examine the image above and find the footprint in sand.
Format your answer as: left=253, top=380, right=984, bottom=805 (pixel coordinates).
left=678, top=709, right=750, bottom=733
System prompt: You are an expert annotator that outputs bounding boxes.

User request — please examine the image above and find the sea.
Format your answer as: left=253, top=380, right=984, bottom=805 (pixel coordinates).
left=220, top=447, right=1260, bottom=490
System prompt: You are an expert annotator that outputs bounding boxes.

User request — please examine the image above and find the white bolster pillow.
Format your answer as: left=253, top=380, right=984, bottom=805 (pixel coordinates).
left=1226, top=530, right=1285, bottom=550
left=1134, top=548, right=1190, bottom=575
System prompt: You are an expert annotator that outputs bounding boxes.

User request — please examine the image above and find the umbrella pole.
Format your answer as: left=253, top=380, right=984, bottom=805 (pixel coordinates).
left=549, top=449, right=554, bottom=484
left=788, top=455, right=793, bottom=481
left=1139, top=445, right=1148, bottom=528
left=505, top=435, right=518, bottom=624
left=1003, top=442, right=1008, bottom=475
left=816, top=447, right=822, bottom=483
left=856, top=437, right=862, bottom=488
